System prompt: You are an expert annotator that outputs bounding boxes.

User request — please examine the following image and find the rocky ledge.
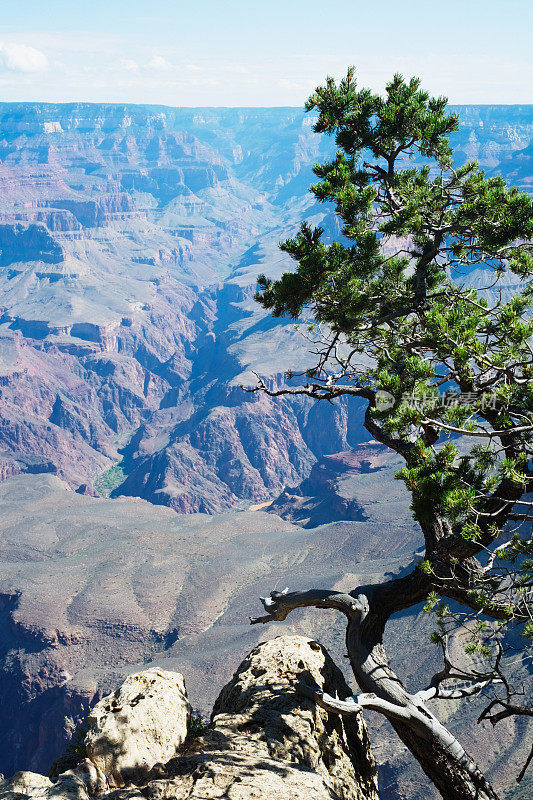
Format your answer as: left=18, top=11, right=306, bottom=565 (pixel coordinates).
left=0, top=636, right=377, bottom=800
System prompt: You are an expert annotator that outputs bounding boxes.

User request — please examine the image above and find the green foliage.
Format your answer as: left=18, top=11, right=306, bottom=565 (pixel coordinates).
left=176, top=710, right=210, bottom=756
left=254, top=67, right=533, bottom=648
left=48, top=718, right=89, bottom=779
left=424, top=590, right=440, bottom=612
left=94, top=464, right=126, bottom=498
left=64, top=718, right=88, bottom=760
left=189, top=710, right=209, bottom=736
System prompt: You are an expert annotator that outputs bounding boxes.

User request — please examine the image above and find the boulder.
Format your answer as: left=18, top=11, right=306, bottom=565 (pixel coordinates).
left=84, top=668, right=190, bottom=788
left=1, top=772, right=53, bottom=794
left=60, top=762, right=107, bottom=797
left=0, top=772, right=89, bottom=800
left=192, top=635, right=378, bottom=800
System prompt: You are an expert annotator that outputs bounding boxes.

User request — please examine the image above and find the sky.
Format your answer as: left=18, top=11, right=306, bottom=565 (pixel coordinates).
left=0, top=0, right=532, bottom=107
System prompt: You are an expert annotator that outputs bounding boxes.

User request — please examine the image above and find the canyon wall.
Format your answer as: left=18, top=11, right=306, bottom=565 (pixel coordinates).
left=0, top=103, right=531, bottom=799
left=0, top=103, right=530, bottom=511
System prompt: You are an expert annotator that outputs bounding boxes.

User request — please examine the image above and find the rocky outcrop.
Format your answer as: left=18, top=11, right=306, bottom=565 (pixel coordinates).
left=0, top=223, right=64, bottom=266
left=0, top=637, right=378, bottom=800
left=204, top=636, right=377, bottom=800
left=42, top=196, right=135, bottom=228
left=0, top=771, right=90, bottom=800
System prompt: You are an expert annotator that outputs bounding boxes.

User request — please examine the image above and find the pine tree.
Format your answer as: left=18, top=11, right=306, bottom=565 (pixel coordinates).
left=247, top=69, right=533, bottom=800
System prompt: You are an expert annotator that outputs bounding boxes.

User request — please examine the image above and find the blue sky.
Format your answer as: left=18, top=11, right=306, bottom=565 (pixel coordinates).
left=1, top=0, right=531, bottom=106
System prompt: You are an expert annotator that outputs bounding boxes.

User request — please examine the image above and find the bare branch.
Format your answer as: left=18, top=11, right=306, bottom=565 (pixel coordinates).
left=419, top=416, right=533, bottom=439
left=415, top=680, right=498, bottom=702
left=250, top=588, right=362, bottom=625
left=241, top=372, right=373, bottom=403
left=517, top=744, right=533, bottom=784
left=299, top=684, right=423, bottom=727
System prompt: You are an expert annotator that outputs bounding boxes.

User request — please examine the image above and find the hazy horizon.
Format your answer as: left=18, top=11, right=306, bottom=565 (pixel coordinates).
left=1, top=0, right=532, bottom=106
left=0, top=100, right=533, bottom=109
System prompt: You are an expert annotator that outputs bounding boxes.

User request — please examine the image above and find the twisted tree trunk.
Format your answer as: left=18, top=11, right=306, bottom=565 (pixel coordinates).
left=345, top=593, right=499, bottom=800
left=251, top=582, right=500, bottom=800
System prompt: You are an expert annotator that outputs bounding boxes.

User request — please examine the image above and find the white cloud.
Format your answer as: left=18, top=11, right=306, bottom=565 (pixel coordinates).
left=218, top=64, right=248, bottom=74
left=148, top=55, right=173, bottom=71
left=0, top=42, right=48, bottom=73
left=278, top=77, right=306, bottom=91
left=119, top=59, right=139, bottom=72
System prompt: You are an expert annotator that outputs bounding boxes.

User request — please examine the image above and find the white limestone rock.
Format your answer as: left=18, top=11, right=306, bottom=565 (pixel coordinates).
left=0, top=638, right=377, bottom=800
left=84, top=668, right=191, bottom=789
left=0, top=771, right=89, bottom=800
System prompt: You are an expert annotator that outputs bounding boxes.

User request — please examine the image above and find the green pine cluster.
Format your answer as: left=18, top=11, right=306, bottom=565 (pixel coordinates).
left=255, top=68, right=533, bottom=643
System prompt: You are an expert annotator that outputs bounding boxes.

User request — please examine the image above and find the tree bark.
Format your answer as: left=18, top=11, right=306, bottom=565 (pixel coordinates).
left=386, top=718, right=499, bottom=800
left=252, top=585, right=501, bottom=800
left=344, top=606, right=500, bottom=800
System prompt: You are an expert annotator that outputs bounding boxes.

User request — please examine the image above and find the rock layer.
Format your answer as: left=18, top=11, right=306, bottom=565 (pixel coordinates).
left=0, top=104, right=530, bottom=511
left=268, top=446, right=387, bottom=528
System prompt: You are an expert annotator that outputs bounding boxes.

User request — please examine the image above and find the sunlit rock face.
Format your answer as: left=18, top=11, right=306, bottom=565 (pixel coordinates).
left=83, top=668, right=191, bottom=788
